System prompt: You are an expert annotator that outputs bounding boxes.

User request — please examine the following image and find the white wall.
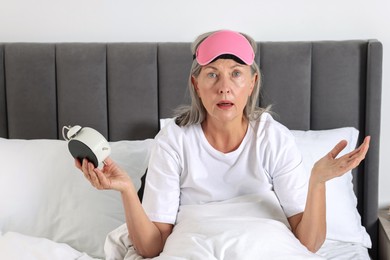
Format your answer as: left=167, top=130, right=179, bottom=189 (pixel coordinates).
left=1, top=0, right=389, bottom=208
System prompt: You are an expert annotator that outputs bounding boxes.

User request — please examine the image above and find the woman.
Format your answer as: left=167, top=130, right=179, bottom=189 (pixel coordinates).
left=76, top=30, right=370, bottom=258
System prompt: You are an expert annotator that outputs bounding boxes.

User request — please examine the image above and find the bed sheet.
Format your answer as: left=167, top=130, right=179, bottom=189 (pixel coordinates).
left=0, top=231, right=99, bottom=260
left=316, top=239, right=370, bottom=260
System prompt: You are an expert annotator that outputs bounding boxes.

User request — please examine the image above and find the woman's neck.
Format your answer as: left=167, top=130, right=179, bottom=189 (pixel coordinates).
left=201, top=117, right=249, bottom=153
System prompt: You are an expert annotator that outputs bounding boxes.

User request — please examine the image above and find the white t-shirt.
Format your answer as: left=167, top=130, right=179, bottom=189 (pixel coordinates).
left=142, top=113, right=308, bottom=224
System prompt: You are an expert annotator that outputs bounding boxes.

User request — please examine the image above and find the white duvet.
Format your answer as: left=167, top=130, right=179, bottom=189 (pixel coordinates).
left=158, top=195, right=322, bottom=259
left=105, top=194, right=370, bottom=260
left=106, top=194, right=323, bottom=259
left=158, top=217, right=321, bottom=259
left=1, top=194, right=370, bottom=260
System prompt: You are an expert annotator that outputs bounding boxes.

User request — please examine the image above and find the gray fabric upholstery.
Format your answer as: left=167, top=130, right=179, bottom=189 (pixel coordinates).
left=158, top=43, right=192, bottom=118
left=0, top=45, right=6, bottom=137
left=0, top=40, right=382, bottom=258
left=363, top=41, right=383, bottom=260
left=56, top=43, right=108, bottom=139
left=259, top=42, right=312, bottom=130
left=4, top=43, right=57, bottom=139
left=107, top=43, right=159, bottom=141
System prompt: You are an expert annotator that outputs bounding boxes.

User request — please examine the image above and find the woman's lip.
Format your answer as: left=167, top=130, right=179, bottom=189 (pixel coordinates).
left=217, top=100, right=233, bottom=105
left=217, top=101, right=234, bottom=109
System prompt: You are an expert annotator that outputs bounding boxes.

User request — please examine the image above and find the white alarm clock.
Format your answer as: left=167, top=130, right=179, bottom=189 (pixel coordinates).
left=62, top=125, right=111, bottom=168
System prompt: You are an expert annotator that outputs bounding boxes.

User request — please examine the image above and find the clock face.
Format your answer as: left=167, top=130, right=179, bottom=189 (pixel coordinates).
left=68, top=139, right=99, bottom=168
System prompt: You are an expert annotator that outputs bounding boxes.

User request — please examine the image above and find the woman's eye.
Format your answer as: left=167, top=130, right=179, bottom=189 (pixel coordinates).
left=232, top=71, right=241, bottom=77
left=207, top=73, right=217, bottom=78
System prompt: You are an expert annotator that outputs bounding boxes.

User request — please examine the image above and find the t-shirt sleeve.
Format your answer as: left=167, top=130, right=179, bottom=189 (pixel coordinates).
left=264, top=123, right=309, bottom=218
left=141, top=126, right=182, bottom=224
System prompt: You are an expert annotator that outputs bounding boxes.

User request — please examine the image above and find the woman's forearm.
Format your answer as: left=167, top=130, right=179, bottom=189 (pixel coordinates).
left=294, top=178, right=327, bottom=252
left=120, top=183, right=171, bottom=258
left=293, top=136, right=370, bottom=252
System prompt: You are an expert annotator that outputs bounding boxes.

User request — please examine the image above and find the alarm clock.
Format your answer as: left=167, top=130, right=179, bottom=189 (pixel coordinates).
left=62, top=125, right=111, bottom=168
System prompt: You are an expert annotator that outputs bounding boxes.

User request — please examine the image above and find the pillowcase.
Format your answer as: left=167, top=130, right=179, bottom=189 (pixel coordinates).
left=291, top=127, right=371, bottom=248
left=0, top=137, right=154, bottom=258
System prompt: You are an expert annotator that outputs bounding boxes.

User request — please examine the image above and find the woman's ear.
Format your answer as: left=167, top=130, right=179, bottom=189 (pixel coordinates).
left=191, top=76, right=199, bottom=93
left=249, top=73, right=258, bottom=95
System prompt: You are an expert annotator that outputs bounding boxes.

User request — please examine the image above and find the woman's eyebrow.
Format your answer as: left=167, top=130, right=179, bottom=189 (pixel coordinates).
left=230, top=64, right=245, bottom=69
left=202, top=65, right=218, bottom=70
left=203, top=64, right=245, bottom=70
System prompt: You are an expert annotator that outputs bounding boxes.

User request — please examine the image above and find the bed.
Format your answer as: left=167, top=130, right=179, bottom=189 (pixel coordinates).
left=0, top=40, right=382, bottom=259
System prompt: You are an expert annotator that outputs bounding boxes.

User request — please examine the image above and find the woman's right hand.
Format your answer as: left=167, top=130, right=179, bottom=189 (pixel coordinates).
left=76, top=157, right=171, bottom=258
left=75, top=157, right=133, bottom=193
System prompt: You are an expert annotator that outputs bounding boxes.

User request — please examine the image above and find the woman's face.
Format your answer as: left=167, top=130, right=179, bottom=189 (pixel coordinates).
left=192, top=58, right=257, bottom=124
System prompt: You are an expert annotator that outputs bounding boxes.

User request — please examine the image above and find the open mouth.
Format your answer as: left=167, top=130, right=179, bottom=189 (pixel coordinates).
left=217, top=101, right=234, bottom=108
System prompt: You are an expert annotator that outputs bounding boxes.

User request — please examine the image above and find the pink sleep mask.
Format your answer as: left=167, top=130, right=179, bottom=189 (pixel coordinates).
left=195, top=30, right=255, bottom=66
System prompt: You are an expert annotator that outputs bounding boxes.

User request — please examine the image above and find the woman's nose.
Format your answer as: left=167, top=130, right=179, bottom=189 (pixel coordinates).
left=219, top=88, right=230, bottom=94
left=217, top=75, right=231, bottom=94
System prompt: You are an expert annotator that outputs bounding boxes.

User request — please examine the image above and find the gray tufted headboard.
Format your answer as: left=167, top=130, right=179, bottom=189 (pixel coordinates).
left=0, top=40, right=382, bottom=258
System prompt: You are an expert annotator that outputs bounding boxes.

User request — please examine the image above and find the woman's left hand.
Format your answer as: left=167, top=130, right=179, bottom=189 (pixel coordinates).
left=311, top=136, right=370, bottom=184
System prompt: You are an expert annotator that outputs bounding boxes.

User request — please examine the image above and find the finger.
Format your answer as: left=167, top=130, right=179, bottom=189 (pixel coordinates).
left=81, top=158, right=88, bottom=173
left=81, top=159, right=91, bottom=180
left=94, top=168, right=111, bottom=189
left=339, top=137, right=370, bottom=171
left=342, top=156, right=365, bottom=172
left=361, top=136, right=371, bottom=150
left=356, top=136, right=371, bottom=152
left=328, top=140, right=348, bottom=159
left=351, top=136, right=370, bottom=153
left=102, top=157, right=114, bottom=168
left=87, top=161, right=102, bottom=188
left=355, top=137, right=370, bottom=162
left=346, top=136, right=371, bottom=160
left=75, top=158, right=82, bottom=170
left=104, top=156, right=113, bottom=164
left=102, top=157, right=121, bottom=173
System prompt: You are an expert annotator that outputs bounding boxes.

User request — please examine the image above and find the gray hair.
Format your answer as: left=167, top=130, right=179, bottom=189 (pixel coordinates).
left=175, top=30, right=268, bottom=127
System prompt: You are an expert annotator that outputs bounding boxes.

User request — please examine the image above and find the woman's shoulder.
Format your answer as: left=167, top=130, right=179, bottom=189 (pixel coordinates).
left=253, top=112, right=293, bottom=137
left=252, top=113, right=300, bottom=163
left=158, top=118, right=195, bottom=136
left=155, top=118, right=197, bottom=147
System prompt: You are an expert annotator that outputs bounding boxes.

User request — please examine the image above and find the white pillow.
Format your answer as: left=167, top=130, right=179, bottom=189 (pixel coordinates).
left=0, top=137, right=154, bottom=258
left=291, top=127, right=371, bottom=248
